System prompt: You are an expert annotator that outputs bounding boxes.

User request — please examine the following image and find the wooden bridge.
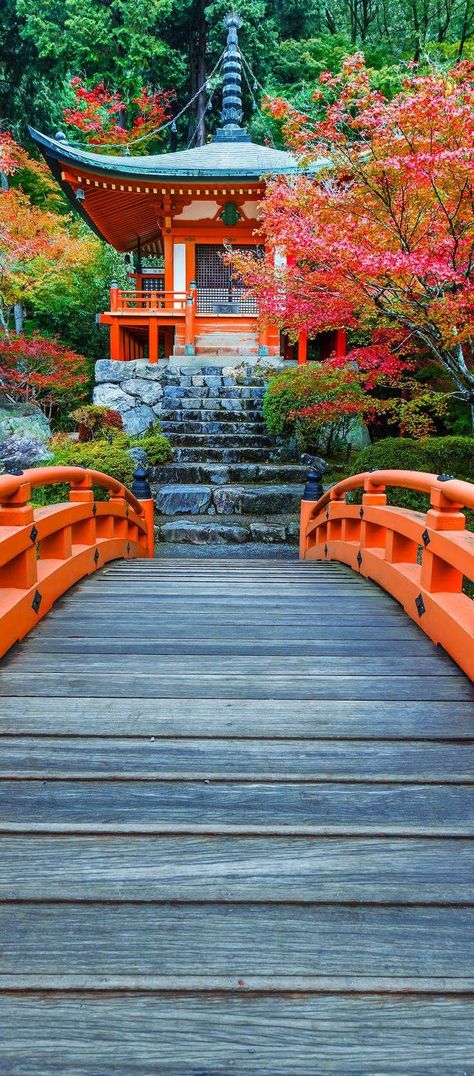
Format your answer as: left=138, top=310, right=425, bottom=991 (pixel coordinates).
left=0, top=464, right=473, bottom=1072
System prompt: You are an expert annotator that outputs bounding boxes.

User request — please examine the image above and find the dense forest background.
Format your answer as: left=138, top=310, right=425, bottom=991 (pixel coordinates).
left=0, top=0, right=472, bottom=373
left=2, top=0, right=473, bottom=152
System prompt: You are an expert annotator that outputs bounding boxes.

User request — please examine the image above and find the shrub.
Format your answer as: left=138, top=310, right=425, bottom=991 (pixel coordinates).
left=130, top=424, right=173, bottom=465
left=352, top=436, right=474, bottom=513
left=33, top=433, right=135, bottom=504
left=263, top=363, right=365, bottom=454
left=70, top=405, right=123, bottom=442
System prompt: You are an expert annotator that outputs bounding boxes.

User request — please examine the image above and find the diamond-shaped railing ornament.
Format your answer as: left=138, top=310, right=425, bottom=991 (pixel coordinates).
left=324, top=543, right=328, bottom=557
left=127, top=542, right=131, bottom=556
left=359, top=507, right=364, bottom=519
left=92, top=503, right=97, bottom=516
left=421, top=528, right=430, bottom=547
left=29, top=525, right=38, bottom=544
left=31, top=590, right=42, bottom=614
left=93, top=548, right=99, bottom=565
left=415, top=593, right=426, bottom=617
left=357, top=550, right=363, bottom=569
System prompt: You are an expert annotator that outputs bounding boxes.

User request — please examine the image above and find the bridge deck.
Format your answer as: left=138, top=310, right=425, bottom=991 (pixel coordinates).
left=0, top=557, right=473, bottom=1072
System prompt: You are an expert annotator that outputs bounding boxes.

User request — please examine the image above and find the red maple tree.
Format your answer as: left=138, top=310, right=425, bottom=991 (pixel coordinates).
left=63, top=79, right=174, bottom=151
left=239, top=58, right=474, bottom=423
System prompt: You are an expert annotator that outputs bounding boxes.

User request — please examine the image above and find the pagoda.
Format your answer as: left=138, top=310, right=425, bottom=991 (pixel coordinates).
left=30, top=14, right=345, bottom=365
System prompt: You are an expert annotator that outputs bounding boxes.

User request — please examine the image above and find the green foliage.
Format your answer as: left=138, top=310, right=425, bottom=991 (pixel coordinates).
left=131, top=427, right=173, bottom=466
left=263, top=363, right=365, bottom=453
left=352, top=436, right=474, bottom=512
left=28, top=239, right=127, bottom=361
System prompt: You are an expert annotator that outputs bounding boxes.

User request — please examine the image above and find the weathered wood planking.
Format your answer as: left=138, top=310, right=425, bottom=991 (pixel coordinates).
left=0, top=697, right=472, bottom=738
left=0, top=736, right=472, bottom=779
left=1, top=781, right=473, bottom=834
left=1, top=904, right=473, bottom=978
left=0, top=556, right=472, bottom=1072
left=0, top=674, right=468, bottom=699
left=0, top=835, right=472, bottom=901
left=1, top=995, right=473, bottom=1074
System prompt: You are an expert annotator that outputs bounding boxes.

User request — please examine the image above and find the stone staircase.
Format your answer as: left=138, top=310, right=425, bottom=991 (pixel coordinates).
left=152, top=362, right=306, bottom=545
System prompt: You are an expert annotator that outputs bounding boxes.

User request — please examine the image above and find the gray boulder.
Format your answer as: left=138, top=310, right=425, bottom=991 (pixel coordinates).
left=300, top=453, right=329, bottom=473
left=0, top=436, right=52, bottom=473
left=213, top=486, right=245, bottom=515
left=127, top=446, right=148, bottom=469
left=121, top=379, right=163, bottom=406
left=137, top=362, right=166, bottom=381
left=121, top=405, right=156, bottom=435
left=95, top=359, right=134, bottom=384
left=156, top=484, right=212, bottom=515
left=202, top=465, right=230, bottom=486
left=93, top=383, right=135, bottom=411
left=0, top=404, right=51, bottom=444
left=249, top=521, right=287, bottom=543
left=239, top=484, right=302, bottom=515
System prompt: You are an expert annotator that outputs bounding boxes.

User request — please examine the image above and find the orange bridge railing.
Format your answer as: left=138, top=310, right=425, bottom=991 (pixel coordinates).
left=0, top=465, right=154, bottom=659
left=300, top=469, right=474, bottom=680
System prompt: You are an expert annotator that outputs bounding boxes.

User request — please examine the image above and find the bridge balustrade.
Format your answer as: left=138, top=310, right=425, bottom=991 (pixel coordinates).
left=300, top=468, right=474, bottom=680
left=0, top=465, right=154, bottom=658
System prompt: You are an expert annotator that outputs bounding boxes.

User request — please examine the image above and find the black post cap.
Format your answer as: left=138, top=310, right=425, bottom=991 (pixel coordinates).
left=131, top=464, right=152, bottom=500
left=302, top=470, right=324, bottom=502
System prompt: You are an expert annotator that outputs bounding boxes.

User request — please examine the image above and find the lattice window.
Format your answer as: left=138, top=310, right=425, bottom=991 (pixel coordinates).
left=195, top=244, right=261, bottom=314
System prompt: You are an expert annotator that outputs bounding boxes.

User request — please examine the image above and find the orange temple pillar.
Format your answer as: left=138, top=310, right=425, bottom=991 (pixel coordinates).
left=335, top=329, right=347, bottom=358
left=298, top=331, right=308, bottom=365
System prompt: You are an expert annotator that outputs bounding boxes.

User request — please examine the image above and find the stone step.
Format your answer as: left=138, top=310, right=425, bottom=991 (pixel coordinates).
left=161, top=420, right=268, bottom=436
left=155, top=463, right=308, bottom=486
left=157, top=513, right=300, bottom=545
left=173, top=445, right=274, bottom=463
left=162, top=397, right=263, bottom=412
left=162, top=408, right=264, bottom=424
left=162, top=385, right=266, bottom=400
left=166, top=433, right=273, bottom=448
left=154, top=483, right=303, bottom=517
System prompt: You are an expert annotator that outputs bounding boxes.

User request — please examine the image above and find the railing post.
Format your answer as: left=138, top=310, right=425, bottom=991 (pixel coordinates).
left=131, top=465, right=155, bottom=559
left=69, top=473, right=96, bottom=546
left=0, top=472, right=37, bottom=589
left=421, top=477, right=466, bottom=593
left=110, top=280, right=119, bottom=312
left=299, top=470, right=324, bottom=560
left=184, top=294, right=196, bottom=356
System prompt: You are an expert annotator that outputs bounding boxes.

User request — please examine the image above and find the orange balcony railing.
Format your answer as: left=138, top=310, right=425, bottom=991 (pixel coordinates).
left=110, top=287, right=188, bottom=313
left=299, top=469, right=474, bottom=679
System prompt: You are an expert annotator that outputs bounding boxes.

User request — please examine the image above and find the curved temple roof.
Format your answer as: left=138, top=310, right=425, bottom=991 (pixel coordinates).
left=29, top=128, right=299, bottom=181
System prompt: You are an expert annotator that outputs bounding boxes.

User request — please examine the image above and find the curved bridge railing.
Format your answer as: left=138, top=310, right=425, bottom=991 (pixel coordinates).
left=300, top=469, right=474, bottom=680
left=0, top=465, right=154, bottom=659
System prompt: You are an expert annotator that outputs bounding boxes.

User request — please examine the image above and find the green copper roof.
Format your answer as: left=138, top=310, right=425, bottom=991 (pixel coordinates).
left=29, top=128, right=300, bottom=180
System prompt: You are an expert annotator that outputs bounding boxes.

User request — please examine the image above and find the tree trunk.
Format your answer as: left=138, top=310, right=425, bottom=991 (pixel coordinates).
left=187, top=0, right=207, bottom=147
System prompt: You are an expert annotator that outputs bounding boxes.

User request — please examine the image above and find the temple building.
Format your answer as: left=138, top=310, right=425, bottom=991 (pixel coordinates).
left=30, top=14, right=345, bottom=365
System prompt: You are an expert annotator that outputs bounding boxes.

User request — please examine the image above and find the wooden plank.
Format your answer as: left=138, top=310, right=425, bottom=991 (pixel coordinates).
left=0, top=836, right=472, bottom=902
left=0, top=904, right=472, bottom=978
left=0, top=674, right=468, bottom=699
left=0, top=698, right=471, bottom=739
left=0, top=737, right=472, bottom=780
left=1, top=780, right=471, bottom=834
left=1, top=995, right=473, bottom=1073
left=18, top=638, right=439, bottom=658
left=3, top=654, right=457, bottom=676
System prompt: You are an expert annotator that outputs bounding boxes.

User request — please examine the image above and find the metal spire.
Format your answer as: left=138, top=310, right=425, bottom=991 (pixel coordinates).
left=213, top=12, right=250, bottom=143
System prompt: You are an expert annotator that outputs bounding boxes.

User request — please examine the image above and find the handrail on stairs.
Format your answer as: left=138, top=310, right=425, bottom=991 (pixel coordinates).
left=0, top=464, right=154, bottom=659
left=299, top=468, right=474, bottom=680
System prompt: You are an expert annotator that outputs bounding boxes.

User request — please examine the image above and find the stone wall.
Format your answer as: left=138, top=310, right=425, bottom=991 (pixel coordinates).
left=93, top=359, right=165, bottom=434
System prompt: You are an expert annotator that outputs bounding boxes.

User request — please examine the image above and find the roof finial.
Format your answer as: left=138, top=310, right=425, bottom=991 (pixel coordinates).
left=213, top=11, right=250, bottom=143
